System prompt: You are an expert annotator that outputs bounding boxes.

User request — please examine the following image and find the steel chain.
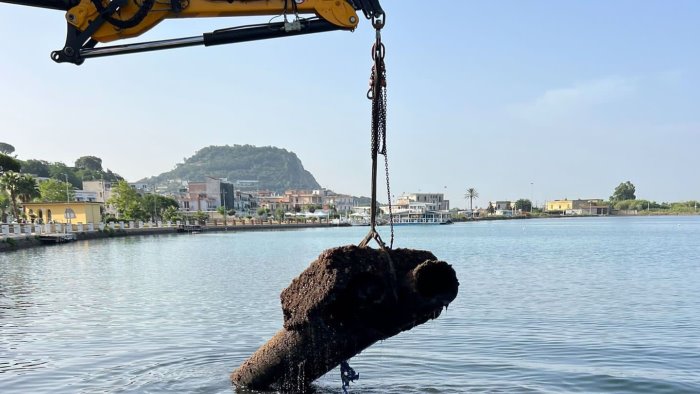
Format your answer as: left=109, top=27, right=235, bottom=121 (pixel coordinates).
left=376, top=42, right=394, bottom=249
left=359, top=13, right=392, bottom=249
left=365, top=15, right=393, bottom=248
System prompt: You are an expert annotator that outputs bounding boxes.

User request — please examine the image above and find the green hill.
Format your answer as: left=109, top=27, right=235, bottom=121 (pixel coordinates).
left=140, top=145, right=321, bottom=192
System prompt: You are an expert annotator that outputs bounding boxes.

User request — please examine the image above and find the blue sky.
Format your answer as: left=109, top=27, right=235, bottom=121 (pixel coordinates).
left=1, top=1, right=698, bottom=208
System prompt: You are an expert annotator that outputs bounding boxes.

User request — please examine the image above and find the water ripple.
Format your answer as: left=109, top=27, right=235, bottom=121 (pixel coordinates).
left=1, top=217, right=700, bottom=393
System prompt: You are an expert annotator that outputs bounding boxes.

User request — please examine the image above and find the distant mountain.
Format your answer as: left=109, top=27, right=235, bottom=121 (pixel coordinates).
left=139, top=145, right=321, bottom=192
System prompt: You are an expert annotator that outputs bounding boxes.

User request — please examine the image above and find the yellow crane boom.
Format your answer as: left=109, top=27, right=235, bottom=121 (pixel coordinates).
left=0, top=0, right=384, bottom=64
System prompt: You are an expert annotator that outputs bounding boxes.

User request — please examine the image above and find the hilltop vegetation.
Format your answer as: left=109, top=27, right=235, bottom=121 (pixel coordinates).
left=0, top=140, right=123, bottom=189
left=139, top=145, right=321, bottom=192
left=0, top=150, right=125, bottom=221
left=20, top=156, right=123, bottom=188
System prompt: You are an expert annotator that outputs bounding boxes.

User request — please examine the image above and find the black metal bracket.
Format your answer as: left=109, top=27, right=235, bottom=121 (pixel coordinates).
left=350, top=0, right=384, bottom=20
left=50, top=0, right=125, bottom=64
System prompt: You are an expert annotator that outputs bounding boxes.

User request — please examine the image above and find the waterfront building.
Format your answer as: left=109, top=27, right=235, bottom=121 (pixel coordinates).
left=389, top=192, right=451, bottom=224
left=258, top=192, right=292, bottom=212
left=257, top=189, right=355, bottom=215
left=22, top=202, right=101, bottom=224
left=233, top=190, right=256, bottom=213
left=546, top=199, right=610, bottom=215
left=323, top=193, right=354, bottom=213
left=284, top=190, right=324, bottom=211
left=490, top=201, right=513, bottom=211
left=485, top=200, right=516, bottom=216
left=177, top=177, right=235, bottom=212
left=397, top=193, right=449, bottom=211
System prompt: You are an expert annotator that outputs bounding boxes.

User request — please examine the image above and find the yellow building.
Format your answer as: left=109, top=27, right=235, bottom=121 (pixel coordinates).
left=546, top=199, right=610, bottom=215
left=547, top=200, right=574, bottom=212
left=22, top=202, right=102, bottom=224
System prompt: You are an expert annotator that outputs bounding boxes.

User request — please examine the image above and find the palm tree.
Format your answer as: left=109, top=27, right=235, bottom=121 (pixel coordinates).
left=0, top=172, right=39, bottom=220
left=216, top=205, right=227, bottom=226
left=464, top=187, right=479, bottom=218
left=18, top=175, right=40, bottom=203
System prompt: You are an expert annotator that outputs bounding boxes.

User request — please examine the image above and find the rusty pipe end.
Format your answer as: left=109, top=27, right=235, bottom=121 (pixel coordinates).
left=413, top=260, right=459, bottom=306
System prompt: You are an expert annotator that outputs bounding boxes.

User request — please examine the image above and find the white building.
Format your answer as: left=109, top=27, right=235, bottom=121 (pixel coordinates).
left=74, top=190, right=98, bottom=202
left=177, top=177, right=236, bottom=212
left=324, top=193, right=354, bottom=213
left=397, top=193, right=449, bottom=211
left=388, top=192, right=452, bottom=224
left=82, top=180, right=114, bottom=203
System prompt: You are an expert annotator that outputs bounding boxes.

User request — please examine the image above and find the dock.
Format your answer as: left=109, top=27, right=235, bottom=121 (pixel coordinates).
left=177, top=224, right=203, bottom=233
left=38, top=233, right=77, bottom=244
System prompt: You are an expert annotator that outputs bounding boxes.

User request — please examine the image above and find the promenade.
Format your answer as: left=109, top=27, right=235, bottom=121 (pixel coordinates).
left=0, top=220, right=346, bottom=252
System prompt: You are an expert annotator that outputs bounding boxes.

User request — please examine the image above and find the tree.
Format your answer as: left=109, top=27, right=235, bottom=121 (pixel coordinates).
left=20, top=159, right=50, bottom=177
left=0, top=192, right=10, bottom=222
left=47, top=162, right=81, bottom=188
left=102, top=169, right=124, bottom=182
left=107, top=180, right=147, bottom=220
left=75, top=156, right=103, bottom=171
left=487, top=202, right=495, bottom=215
left=0, top=172, right=21, bottom=219
left=216, top=205, right=227, bottom=224
left=0, top=142, right=15, bottom=155
left=162, top=206, right=182, bottom=222
left=191, top=210, right=209, bottom=224
left=17, top=176, right=40, bottom=203
left=274, top=208, right=285, bottom=222
left=515, top=199, right=532, bottom=212
left=39, top=178, right=75, bottom=202
left=0, top=154, right=21, bottom=173
left=0, top=172, right=39, bottom=219
left=141, top=194, right=179, bottom=221
left=464, top=188, right=479, bottom=217
left=610, top=181, right=636, bottom=201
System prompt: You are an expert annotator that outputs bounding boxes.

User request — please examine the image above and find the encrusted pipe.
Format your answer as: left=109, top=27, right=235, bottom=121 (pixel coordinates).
left=232, top=245, right=459, bottom=392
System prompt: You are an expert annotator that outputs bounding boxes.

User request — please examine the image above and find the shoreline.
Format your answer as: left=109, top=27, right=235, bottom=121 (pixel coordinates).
left=0, top=223, right=347, bottom=253
left=453, top=212, right=699, bottom=223
left=4, top=214, right=697, bottom=253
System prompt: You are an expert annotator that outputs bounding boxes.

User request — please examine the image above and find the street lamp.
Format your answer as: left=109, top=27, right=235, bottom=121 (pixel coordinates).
left=222, top=190, right=227, bottom=230
left=153, top=184, right=157, bottom=224
left=62, top=173, right=70, bottom=203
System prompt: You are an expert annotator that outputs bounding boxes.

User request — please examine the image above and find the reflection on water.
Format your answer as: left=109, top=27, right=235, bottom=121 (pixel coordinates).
left=1, top=217, right=700, bottom=393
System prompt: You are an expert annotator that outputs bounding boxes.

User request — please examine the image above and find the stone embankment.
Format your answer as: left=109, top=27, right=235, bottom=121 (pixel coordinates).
left=0, top=221, right=346, bottom=253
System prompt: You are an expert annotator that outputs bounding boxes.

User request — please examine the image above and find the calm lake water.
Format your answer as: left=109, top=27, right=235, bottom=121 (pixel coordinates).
left=1, top=216, right=699, bottom=393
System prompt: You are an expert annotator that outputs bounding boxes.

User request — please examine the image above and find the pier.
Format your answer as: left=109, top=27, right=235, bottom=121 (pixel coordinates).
left=38, top=233, right=77, bottom=244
